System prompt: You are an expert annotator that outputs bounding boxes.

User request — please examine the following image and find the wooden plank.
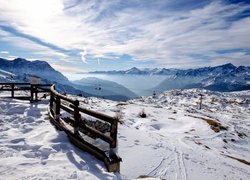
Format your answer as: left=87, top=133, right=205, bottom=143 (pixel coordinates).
left=0, top=89, right=12, bottom=91
left=60, top=104, right=74, bottom=115
left=83, top=124, right=114, bottom=145
left=14, top=96, right=32, bottom=100
left=50, top=85, right=76, bottom=104
left=62, top=117, right=114, bottom=145
left=76, top=105, right=117, bottom=124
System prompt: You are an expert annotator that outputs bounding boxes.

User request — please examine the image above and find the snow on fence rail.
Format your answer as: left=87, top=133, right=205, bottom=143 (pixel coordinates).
left=49, top=84, right=121, bottom=172
left=0, top=82, right=51, bottom=101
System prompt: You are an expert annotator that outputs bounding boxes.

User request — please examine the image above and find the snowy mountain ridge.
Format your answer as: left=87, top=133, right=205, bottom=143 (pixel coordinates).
left=153, top=64, right=250, bottom=92
left=88, top=66, right=178, bottom=75
left=87, top=63, right=243, bottom=76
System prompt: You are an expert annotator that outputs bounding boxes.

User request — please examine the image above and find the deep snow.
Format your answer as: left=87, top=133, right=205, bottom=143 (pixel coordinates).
left=0, top=89, right=249, bottom=179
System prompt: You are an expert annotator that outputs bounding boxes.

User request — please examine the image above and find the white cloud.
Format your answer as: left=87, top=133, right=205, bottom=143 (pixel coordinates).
left=0, top=0, right=249, bottom=67
left=0, top=51, right=9, bottom=54
left=79, top=49, right=88, bottom=64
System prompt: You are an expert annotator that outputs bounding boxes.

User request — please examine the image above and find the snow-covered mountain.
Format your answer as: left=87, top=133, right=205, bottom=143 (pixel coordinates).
left=73, top=77, right=138, bottom=101
left=152, top=63, right=250, bottom=92
left=89, top=63, right=241, bottom=76
left=0, top=58, right=69, bottom=85
left=87, top=63, right=249, bottom=93
left=0, top=58, right=94, bottom=96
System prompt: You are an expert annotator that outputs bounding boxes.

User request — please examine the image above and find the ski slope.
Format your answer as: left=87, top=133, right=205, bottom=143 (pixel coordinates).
left=0, top=89, right=249, bottom=179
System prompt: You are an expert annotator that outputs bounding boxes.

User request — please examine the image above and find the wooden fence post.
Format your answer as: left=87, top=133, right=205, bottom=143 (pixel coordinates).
left=30, top=84, right=34, bottom=101
left=11, top=84, right=14, bottom=98
left=198, top=94, right=204, bottom=110
left=110, top=119, right=118, bottom=156
left=35, top=86, right=38, bottom=101
left=74, top=100, right=80, bottom=135
left=49, top=91, right=54, bottom=111
left=55, top=95, right=61, bottom=120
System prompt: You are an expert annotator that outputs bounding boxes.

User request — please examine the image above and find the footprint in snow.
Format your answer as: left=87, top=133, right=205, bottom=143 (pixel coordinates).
left=134, top=140, right=140, bottom=145
left=10, top=138, right=25, bottom=144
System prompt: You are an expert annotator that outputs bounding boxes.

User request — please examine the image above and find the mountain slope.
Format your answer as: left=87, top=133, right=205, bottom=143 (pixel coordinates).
left=0, top=58, right=69, bottom=85
left=0, top=68, right=16, bottom=82
left=73, top=77, right=138, bottom=101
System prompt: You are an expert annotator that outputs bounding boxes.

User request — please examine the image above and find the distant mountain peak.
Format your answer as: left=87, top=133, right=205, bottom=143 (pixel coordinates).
left=14, top=57, right=27, bottom=62
left=129, top=67, right=140, bottom=70
left=220, top=63, right=236, bottom=69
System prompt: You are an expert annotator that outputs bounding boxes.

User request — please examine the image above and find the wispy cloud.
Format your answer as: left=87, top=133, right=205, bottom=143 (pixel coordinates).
left=0, top=51, right=9, bottom=54
left=79, top=49, right=88, bottom=64
left=0, top=0, right=249, bottom=69
left=0, top=28, right=69, bottom=61
left=51, top=63, right=87, bottom=73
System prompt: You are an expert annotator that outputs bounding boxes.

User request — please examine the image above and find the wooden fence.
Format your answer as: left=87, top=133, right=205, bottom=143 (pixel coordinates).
left=48, top=85, right=121, bottom=172
left=0, top=82, right=51, bottom=101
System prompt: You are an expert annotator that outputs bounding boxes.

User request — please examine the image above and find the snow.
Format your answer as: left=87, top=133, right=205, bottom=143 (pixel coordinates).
left=0, top=69, right=15, bottom=77
left=0, top=96, right=119, bottom=180
left=0, top=89, right=250, bottom=179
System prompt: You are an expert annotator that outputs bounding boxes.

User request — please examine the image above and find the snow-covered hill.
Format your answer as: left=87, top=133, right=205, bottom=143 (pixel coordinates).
left=0, top=89, right=249, bottom=179
left=73, top=77, right=138, bottom=101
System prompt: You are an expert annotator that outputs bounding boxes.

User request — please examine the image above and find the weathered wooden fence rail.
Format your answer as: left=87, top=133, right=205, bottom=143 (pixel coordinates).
left=49, top=85, right=121, bottom=172
left=0, top=82, right=51, bottom=101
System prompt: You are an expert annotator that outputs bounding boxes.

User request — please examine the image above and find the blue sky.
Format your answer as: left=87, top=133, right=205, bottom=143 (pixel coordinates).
left=0, top=0, right=250, bottom=75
